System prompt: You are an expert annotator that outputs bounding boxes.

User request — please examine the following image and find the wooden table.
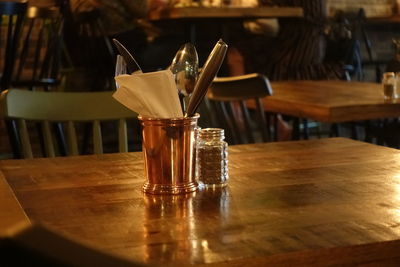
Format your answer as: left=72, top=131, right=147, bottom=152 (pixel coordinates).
left=257, top=80, right=400, bottom=139
left=148, top=7, right=304, bottom=20
left=0, top=172, right=29, bottom=234
left=264, top=81, right=400, bottom=123
left=148, top=6, right=303, bottom=49
left=368, top=14, right=400, bottom=24
left=1, top=138, right=400, bottom=265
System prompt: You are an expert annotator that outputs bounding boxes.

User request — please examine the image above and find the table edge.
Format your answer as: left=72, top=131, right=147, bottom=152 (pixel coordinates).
left=0, top=171, right=30, bottom=234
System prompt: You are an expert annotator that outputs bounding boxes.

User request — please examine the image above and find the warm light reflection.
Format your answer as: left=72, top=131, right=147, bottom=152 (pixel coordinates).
left=141, top=186, right=231, bottom=264
left=201, top=240, right=209, bottom=251
left=142, top=192, right=196, bottom=263
left=390, top=173, right=400, bottom=225
left=393, top=173, right=400, bottom=201
left=389, top=172, right=400, bottom=230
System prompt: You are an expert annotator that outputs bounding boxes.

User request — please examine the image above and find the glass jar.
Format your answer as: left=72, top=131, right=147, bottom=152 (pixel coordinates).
left=395, top=72, right=400, bottom=99
left=196, top=128, right=228, bottom=187
left=383, top=72, right=397, bottom=99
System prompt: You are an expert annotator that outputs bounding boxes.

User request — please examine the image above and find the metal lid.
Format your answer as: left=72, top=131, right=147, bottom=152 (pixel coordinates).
left=199, top=128, right=225, bottom=140
left=383, top=72, right=395, bottom=79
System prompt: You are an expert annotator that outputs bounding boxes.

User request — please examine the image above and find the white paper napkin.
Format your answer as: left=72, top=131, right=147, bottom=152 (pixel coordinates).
left=114, top=70, right=183, bottom=118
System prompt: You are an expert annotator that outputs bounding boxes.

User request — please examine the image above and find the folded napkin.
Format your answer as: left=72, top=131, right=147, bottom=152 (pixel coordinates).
left=114, top=70, right=183, bottom=118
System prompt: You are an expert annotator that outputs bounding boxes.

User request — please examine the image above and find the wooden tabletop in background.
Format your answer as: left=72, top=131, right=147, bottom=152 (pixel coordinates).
left=148, top=6, right=304, bottom=20
left=261, top=81, right=400, bottom=123
left=1, top=138, right=400, bottom=265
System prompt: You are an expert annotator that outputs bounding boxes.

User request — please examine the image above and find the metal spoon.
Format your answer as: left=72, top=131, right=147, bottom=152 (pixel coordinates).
left=170, top=43, right=199, bottom=113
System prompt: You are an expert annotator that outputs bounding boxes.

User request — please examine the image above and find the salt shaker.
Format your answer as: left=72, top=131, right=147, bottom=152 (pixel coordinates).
left=196, top=128, right=228, bottom=187
left=382, top=72, right=397, bottom=99
left=395, top=72, right=400, bottom=98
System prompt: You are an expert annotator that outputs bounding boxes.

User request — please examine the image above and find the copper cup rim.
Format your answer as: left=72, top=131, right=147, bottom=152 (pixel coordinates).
left=138, top=113, right=199, bottom=121
left=138, top=113, right=199, bottom=126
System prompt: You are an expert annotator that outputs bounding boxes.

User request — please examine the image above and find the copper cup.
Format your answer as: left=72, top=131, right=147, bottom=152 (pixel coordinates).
left=139, top=114, right=200, bottom=194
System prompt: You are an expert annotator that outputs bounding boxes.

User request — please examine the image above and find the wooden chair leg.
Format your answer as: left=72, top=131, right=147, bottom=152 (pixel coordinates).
left=34, top=123, right=66, bottom=157
left=5, top=120, right=22, bottom=159
left=351, top=122, right=359, bottom=140
left=330, top=123, right=339, bottom=137
left=273, top=114, right=278, bottom=142
left=81, top=123, right=92, bottom=155
left=54, top=123, right=67, bottom=156
left=292, top=117, right=301, bottom=140
left=364, top=120, right=373, bottom=143
left=302, top=119, right=309, bottom=140
left=36, top=122, right=46, bottom=157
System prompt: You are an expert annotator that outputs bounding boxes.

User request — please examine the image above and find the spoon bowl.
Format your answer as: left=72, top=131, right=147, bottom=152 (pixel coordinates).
left=170, top=43, right=199, bottom=111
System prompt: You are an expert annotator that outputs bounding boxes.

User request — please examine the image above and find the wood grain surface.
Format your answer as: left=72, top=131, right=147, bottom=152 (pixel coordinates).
left=0, top=172, right=29, bottom=234
left=258, top=81, right=400, bottom=122
left=148, top=7, right=303, bottom=20
left=1, top=138, right=400, bottom=265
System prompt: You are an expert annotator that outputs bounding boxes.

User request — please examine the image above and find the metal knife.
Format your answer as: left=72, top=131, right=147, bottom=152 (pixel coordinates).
left=112, top=39, right=142, bottom=74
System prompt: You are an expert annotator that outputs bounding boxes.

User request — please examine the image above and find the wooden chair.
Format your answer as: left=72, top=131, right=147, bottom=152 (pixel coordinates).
left=204, top=73, right=273, bottom=145
left=0, top=1, right=28, bottom=91
left=63, top=9, right=115, bottom=92
left=0, top=1, right=28, bottom=159
left=0, top=89, right=138, bottom=158
left=9, top=6, right=66, bottom=157
left=0, top=221, right=144, bottom=266
left=12, top=6, right=64, bottom=91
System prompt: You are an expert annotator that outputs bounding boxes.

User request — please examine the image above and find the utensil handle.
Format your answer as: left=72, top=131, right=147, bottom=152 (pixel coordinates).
left=186, top=39, right=228, bottom=117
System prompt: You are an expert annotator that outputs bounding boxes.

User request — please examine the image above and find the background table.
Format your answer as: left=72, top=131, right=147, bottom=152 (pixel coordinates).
left=148, top=7, right=304, bottom=20
left=1, top=138, right=400, bottom=265
left=264, top=81, right=400, bottom=123
left=148, top=6, right=303, bottom=57
left=254, top=80, right=400, bottom=139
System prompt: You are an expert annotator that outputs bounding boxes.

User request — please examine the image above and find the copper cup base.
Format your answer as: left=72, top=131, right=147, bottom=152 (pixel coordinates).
left=143, top=181, right=199, bottom=195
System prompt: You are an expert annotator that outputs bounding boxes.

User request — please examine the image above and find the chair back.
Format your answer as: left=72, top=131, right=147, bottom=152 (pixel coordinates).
left=0, top=89, right=138, bottom=158
left=12, top=6, right=64, bottom=91
left=64, top=9, right=115, bottom=91
left=0, top=1, right=28, bottom=91
left=204, top=73, right=273, bottom=145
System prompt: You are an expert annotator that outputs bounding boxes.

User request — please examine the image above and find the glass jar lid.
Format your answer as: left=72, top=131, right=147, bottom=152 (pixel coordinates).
left=199, top=128, right=225, bottom=140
